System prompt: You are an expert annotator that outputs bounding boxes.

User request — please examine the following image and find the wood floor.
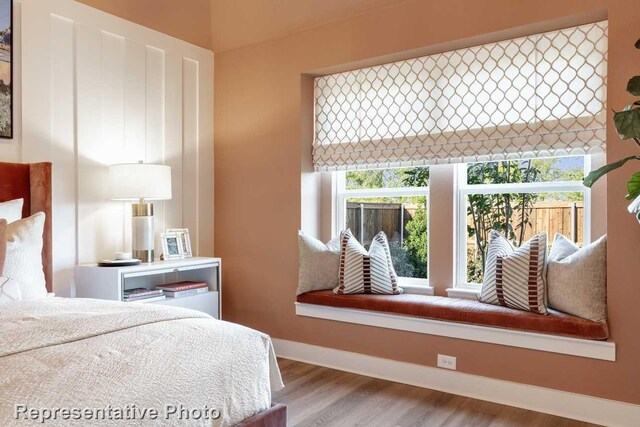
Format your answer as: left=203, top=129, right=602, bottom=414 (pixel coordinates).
left=273, top=359, right=600, bottom=427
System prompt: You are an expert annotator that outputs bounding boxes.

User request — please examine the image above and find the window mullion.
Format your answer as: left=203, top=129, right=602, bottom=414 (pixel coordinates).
left=340, top=187, right=429, bottom=198
left=425, top=164, right=456, bottom=294
left=459, top=181, right=586, bottom=195
left=456, top=164, right=468, bottom=288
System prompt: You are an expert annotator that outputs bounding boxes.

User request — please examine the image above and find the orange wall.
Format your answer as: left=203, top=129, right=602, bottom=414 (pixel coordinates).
left=214, top=0, right=640, bottom=404
left=74, top=0, right=212, bottom=49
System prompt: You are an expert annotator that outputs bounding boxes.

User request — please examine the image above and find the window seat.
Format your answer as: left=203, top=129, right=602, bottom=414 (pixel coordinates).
left=296, top=290, right=609, bottom=341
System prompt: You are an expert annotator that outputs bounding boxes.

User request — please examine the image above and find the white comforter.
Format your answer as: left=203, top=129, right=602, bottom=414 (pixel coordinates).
left=0, top=298, right=283, bottom=426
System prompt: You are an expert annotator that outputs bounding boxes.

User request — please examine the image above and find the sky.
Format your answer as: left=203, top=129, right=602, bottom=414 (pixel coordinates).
left=556, top=156, right=584, bottom=171
left=0, top=0, right=9, bottom=32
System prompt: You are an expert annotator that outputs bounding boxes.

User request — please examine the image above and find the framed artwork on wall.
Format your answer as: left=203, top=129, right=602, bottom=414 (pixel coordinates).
left=0, top=0, right=11, bottom=139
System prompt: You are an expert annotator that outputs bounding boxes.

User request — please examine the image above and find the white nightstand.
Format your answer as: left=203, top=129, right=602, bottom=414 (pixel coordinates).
left=75, top=257, right=221, bottom=319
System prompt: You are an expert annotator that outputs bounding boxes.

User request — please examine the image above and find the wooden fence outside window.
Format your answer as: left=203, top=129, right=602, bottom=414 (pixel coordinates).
left=346, top=201, right=584, bottom=249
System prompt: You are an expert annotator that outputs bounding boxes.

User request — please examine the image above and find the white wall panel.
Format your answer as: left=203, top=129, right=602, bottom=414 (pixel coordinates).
left=145, top=46, right=167, bottom=254
left=76, top=23, right=112, bottom=265
left=50, top=14, right=77, bottom=295
left=182, top=58, right=199, bottom=254
left=198, top=58, right=214, bottom=256
left=123, top=39, right=147, bottom=251
left=100, top=30, right=126, bottom=253
left=163, top=51, right=184, bottom=253
left=124, top=40, right=146, bottom=163
left=11, top=0, right=214, bottom=296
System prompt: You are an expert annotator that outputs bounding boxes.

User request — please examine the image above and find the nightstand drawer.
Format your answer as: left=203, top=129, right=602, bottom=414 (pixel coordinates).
left=122, top=262, right=218, bottom=279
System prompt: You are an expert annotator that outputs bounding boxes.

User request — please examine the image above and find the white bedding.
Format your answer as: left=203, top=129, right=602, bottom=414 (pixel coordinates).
left=0, top=298, right=283, bottom=426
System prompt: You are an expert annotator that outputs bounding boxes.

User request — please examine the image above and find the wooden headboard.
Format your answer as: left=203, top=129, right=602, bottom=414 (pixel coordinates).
left=0, top=162, right=53, bottom=292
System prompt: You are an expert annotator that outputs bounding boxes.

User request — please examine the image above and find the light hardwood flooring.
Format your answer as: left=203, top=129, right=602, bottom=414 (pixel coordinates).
left=273, top=359, right=600, bottom=427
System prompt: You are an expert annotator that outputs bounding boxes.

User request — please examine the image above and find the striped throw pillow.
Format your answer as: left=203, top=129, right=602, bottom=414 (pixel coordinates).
left=333, top=230, right=402, bottom=295
left=478, top=230, right=548, bottom=315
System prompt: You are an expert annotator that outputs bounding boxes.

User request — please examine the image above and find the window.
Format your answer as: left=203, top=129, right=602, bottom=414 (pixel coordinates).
left=336, top=168, right=429, bottom=284
left=457, top=156, right=590, bottom=287
left=333, top=155, right=596, bottom=291
left=320, top=21, right=607, bottom=295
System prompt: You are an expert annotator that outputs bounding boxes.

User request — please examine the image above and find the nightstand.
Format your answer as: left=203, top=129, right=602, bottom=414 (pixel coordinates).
left=75, top=257, right=221, bottom=318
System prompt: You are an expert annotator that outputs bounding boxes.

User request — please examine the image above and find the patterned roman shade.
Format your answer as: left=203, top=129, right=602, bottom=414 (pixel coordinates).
left=313, top=21, right=608, bottom=171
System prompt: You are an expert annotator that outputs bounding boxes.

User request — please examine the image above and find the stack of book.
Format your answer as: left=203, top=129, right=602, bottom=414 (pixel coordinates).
left=123, top=288, right=165, bottom=302
left=156, top=281, right=209, bottom=298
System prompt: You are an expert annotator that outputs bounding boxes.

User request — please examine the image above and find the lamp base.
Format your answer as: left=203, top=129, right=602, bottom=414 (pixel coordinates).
left=132, top=202, right=155, bottom=263
left=132, top=249, right=154, bottom=263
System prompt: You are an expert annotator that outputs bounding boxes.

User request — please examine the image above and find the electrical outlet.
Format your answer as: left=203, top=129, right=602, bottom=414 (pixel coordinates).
left=437, top=354, right=457, bottom=370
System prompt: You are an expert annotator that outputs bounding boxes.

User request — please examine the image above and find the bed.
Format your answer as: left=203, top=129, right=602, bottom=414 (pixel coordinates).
left=0, top=162, right=286, bottom=426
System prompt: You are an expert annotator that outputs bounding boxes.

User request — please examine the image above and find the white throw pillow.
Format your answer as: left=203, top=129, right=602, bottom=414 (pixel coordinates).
left=0, top=276, right=22, bottom=303
left=478, top=230, right=548, bottom=314
left=3, top=212, right=47, bottom=301
left=297, top=231, right=341, bottom=295
left=0, top=198, right=23, bottom=223
left=333, top=229, right=402, bottom=295
left=547, top=234, right=607, bottom=323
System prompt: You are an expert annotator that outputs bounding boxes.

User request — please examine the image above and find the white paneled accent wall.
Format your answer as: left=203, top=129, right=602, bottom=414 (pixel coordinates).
left=2, top=0, right=214, bottom=296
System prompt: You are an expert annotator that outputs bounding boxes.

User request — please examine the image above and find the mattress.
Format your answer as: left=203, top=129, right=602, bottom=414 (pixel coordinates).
left=0, top=298, right=283, bottom=426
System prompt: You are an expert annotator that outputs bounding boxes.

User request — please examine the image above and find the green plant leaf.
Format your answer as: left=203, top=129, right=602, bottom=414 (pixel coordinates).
left=583, top=155, right=640, bottom=187
left=613, top=105, right=640, bottom=140
left=628, top=76, right=640, bottom=96
left=627, top=172, right=640, bottom=200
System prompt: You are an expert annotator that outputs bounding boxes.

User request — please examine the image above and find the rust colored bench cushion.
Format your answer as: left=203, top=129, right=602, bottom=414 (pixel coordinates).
left=297, top=290, right=609, bottom=340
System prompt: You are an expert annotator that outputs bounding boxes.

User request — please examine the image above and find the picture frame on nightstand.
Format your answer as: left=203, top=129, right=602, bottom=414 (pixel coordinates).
left=161, top=232, right=184, bottom=260
left=167, top=228, right=192, bottom=258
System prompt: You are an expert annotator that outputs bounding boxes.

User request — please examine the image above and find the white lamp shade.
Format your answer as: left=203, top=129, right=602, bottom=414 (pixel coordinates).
left=108, top=163, right=172, bottom=201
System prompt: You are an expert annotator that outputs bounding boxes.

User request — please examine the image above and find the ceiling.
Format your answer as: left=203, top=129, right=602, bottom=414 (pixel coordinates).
left=210, top=0, right=410, bottom=52
left=77, top=0, right=213, bottom=50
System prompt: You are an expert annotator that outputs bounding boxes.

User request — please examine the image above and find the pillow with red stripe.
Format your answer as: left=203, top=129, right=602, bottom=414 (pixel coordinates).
left=478, top=230, right=548, bottom=315
left=333, top=229, right=402, bottom=295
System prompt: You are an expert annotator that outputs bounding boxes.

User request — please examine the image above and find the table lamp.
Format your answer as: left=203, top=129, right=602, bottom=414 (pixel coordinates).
left=108, top=161, right=172, bottom=262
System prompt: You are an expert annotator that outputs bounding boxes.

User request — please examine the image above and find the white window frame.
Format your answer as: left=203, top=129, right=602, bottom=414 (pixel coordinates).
left=334, top=171, right=431, bottom=292
left=332, top=156, right=598, bottom=296
left=455, top=156, right=593, bottom=290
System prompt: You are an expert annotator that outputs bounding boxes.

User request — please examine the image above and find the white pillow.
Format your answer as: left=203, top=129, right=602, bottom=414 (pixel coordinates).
left=478, top=230, right=548, bottom=314
left=297, top=231, right=341, bottom=295
left=0, top=198, right=23, bottom=223
left=0, top=276, right=22, bottom=303
left=3, top=212, right=47, bottom=301
left=333, top=229, right=402, bottom=295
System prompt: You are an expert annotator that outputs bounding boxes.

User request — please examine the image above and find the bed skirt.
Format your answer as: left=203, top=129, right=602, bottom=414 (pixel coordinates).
left=235, top=403, right=287, bottom=427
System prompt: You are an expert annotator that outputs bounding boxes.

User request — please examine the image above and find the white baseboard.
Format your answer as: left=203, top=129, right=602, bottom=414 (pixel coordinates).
left=272, top=338, right=640, bottom=427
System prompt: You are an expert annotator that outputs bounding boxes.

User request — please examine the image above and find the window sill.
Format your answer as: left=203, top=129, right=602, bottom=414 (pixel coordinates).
left=446, top=287, right=479, bottom=300
left=295, top=302, right=615, bottom=361
left=400, top=282, right=434, bottom=296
